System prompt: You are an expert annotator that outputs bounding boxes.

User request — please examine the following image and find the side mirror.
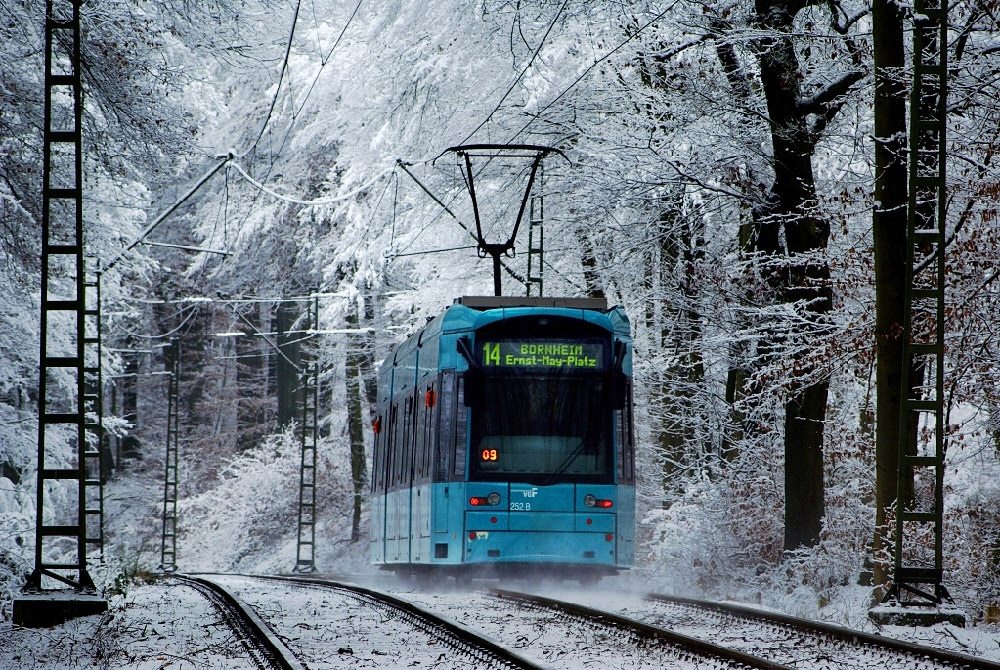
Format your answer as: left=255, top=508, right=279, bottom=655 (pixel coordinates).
left=609, top=372, right=627, bottom=410
left=463, top=370, right=482, bottom=408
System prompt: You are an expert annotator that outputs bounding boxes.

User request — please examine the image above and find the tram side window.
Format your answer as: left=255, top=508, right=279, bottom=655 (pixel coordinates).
left=401, top=395, right=410, bottom=484
left=616, top=410, right=625, bottom=484
left=437, top=371, right=455, bottom=481
left=411, top=392, right=424, bottom=483
left=393, top=401, right=404, bottom=487
left=411, top=393, right=420, bottom=483
left=385, top=404, right=396, bottom=491
left=624, top=383, right=635, bottom=483
left=423, top=383, right=437, bottom=483
left=371, top=414, right=382, bottom=494
left=414, top=384, right=434, bottom=484
left=615, top=383, right=635, bottom=484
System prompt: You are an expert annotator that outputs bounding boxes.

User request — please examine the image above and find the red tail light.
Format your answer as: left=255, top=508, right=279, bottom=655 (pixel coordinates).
left=425, top=389, right=436, bottom=407
left=469, top=492, right=501, bottom=506
left=584, top=494, right=613, bottom=509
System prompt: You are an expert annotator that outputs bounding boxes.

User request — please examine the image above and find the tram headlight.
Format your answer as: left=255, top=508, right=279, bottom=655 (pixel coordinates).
left=487, top=492, right=501, bottom=506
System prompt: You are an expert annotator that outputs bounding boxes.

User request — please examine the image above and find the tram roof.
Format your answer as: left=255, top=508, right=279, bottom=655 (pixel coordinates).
left=440, top=295, right=630, bottom=339
left=382, top=295, right=631, bottom=374
left=454, top=296, right=609, bottom=311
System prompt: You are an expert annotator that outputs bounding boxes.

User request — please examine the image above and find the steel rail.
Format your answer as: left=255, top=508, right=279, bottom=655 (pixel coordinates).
left=492, top=588, right=791, bottom=670
left=648, top=592, right=1000, bottom=670
left=256, top=574, right=545, bottom=670
left=172, top=575, right=306, bottom=670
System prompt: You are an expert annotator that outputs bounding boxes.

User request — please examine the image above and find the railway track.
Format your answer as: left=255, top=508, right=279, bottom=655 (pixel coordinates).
left=240, top=574, right=543, bottom=670
left=491, top=588, right=792, bottom=670
left=644, top=592, right=1000, bottom=670
left=172, top=574, right=305, bottom=670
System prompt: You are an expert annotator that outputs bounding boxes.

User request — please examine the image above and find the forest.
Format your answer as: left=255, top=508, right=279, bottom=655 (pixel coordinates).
left=3, top=0, right=1000, bottom=622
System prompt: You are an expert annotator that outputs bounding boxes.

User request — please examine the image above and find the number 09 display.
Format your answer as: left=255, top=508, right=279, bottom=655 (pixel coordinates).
left=481, top=449, right=498, bottom=462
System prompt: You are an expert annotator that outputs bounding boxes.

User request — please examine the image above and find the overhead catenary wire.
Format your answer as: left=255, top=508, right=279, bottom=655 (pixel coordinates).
left=508, top=7, right=684, bottom=144
left=123, top=291, right=367, bottom=305
left=457, top=0, right=570, bottom=146
left=220, top=297, right=303, bottom=372
left=272, top=0, right=366, bottom=160
left=391, top=244, right=479, bottom=258
left=242, top=0, right=303, bottom=160
left=215, top=327, right=372, bottom=337
left=228, top=159, right=396, bottom=206
left=117, top=302, right=204, bottom=340
left=141, top=241, right=230, bottom=255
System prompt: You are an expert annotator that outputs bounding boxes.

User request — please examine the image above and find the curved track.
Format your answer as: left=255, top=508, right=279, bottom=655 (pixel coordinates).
left=645, top=592, right=1000, bottom=670
left=251, top=574, right=544, bottom=670
left=492, top=588, right=792, bottom=670
left=172, top=574, right=305, bottom=670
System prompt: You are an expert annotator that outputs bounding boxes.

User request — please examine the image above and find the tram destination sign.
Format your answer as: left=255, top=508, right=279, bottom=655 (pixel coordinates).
left=479, top=339, right=604, bottom=370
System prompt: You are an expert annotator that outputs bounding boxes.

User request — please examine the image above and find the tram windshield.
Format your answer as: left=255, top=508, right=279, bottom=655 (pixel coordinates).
left=469, top=373, right=612, bottom=483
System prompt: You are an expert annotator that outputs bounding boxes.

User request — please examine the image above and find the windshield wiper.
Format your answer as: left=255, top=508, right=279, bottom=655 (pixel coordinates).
left=540, top=439, right=588, bottom=486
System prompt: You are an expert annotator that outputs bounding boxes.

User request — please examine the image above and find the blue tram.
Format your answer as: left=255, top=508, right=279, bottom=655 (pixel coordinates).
left=369, top=296, right=635, bottom=578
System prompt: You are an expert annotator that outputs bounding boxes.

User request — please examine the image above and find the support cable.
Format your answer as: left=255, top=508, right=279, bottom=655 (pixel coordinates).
left=220, top=297, right=304, bottom=372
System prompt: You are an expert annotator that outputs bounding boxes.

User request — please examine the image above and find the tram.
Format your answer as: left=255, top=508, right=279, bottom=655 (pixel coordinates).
left=369, top=295, right=635, bottom=578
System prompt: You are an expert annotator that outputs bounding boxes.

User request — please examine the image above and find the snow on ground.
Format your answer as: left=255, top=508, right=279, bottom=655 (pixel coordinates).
left=209, top=573, right=482, bottom=669
left=1, top=582, right=248, bottom=669
left=5, top=571, right=1000, bottom=669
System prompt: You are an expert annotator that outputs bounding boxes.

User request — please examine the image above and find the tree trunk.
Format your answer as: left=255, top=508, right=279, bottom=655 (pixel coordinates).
left=345, top=300, right=373, bottom=543
left=655, top=200, right=709, bottom=498
left=237, top=304, right=272, bottom=450
left=755, top=0, right=833, bottom=550
left=784, top=381, right=830, bottom=547
left=346, top=336, right=365, bottom=543
left=871, top=0, right=908, bottom=590
left=361, top=295, right=379, bottom=425
left=276, top=301, right=302, bottom=429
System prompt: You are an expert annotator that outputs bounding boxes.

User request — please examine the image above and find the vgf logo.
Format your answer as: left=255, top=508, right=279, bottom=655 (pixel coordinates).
left=518, top=487, right=538, bottom=498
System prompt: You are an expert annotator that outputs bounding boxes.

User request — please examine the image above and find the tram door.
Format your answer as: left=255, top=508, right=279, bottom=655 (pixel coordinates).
left=432, top=372, right=456, bottom=539
left=401, top=393, right=416, bottom=562
left=410, top=380, right=436, bottom=561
